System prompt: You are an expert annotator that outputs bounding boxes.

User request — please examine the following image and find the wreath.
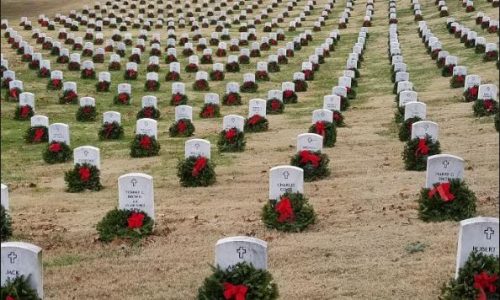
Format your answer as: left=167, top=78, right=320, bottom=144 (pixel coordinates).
left=225, top=62, right=240, bottom=73
left=222, top=93, right=241, bottom=105
left=128, top=54, right=141, bottom=64
left=216, top=49, right=227, bottom=57
left=2, top=78, right=12, bottom=88
left=346, top=87, right=357, bottom=99
left=0, top=275, right=40, bottom=300
left=177, top=156, right=216, bottom=187
left=76, top=105, right=96, bottom=121
left=14, top=105, right=34, bottom=120
left=399, top=117, right=422, bottom=141
left=108, top=61, right=121, bottom=71
left=28, top=60, right=40, bottom=70
left=283, top=90, right=298, bottom=104
left=309, top=121, right=336, bottom=147
left=475, top=44, right=486, bottom=54
left=262, top=192, right=316, bottom=232
left=333, top=110, right=345, bottom=127
left=210, top=70, right=225, bottom=81
left=38, top=67, right=51, bottom=78
left=96, top=208, right=154, bottom=242
left=201, top=55, right=213, bottom=64
left=303, top=70, right=314, bottom=81
left=244, top=115, right=269, bottom=132
left=95, top=81, right=110, bottom=92
left=59, top=90, right=78, bottom=104
left=99, top=122, right=124, bottom=140
left=113, top=93, right=131, bottom=105
left=68, top=61, right=80, bottom=71
left=6, top=88, right=21, bottom=102
left=168, top=119, right=195, bottom=137
left=291, top=150, right=330, bottom=181
left=450, top=75, right=465, bottom=88
left=278, top=56, right=288, bottom=64
left=402, top=135, right=441, bottom=171
left=266, top=99, right=284, bottom=114
left=185, top=63, right=199, bottom=73
left=21, top=53, right=32, bottom=62
left=197, top=262, right=278, bottom=300
left=241, top=81, right=258, bottom=93
left=268, top=62, right=280, bottom=73
left=46, top=78, right=63, bottom=90
left=144, top=80, right=160, bottom=92
left=193, top=79, right=210, bottom=91
left=1, top=204, right=12, bottom=242
left=124, top=69, right=138, bottom=80
left=93, top=54, right=104, bottom=63
left=130, top=134, right=160, bottom=157
left=484, top=50, right=499, bottom=62
left=294, top=80, right=308, bottom=92
left=473, top=99, right=499, bottom=117
left=250, top=49, right=261, bottom=57
left=147, top=64, right=160, bottom=72
left=64, top=163, right=103, bottom=192
left=171, top=93, right=188, bottom=106
left=418, top=179, right=476, bottom=222
left=238, top=55, right=250, bottom=64
left=217, top=128, right=246, bottom=152
left=137, top=106, right=160, bottom=119
left=165, top=71, right=181, bottom=81
left=165, top=55, right=177, bottom=63
left=200, top=103, right=221, bottom=118
left=182, top=49, right=194, bottom=57
left=43, top=141, right=72, bottom=164
left=441, top=65, right=455, bottom=77
left=255, top=70, right=270, bottom=81
left=25, top=126, right=48, bottom=143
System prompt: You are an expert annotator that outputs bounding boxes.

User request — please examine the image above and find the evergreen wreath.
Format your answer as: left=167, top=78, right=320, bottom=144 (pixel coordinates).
left=185, top=63, right=199, bottom=73
left=0, top=275, right=40, bottom=300
left=225, top=62, right=240, bottom=72
left=200, top=55, right=213, bottom=64
left=43, top=141, right=72, bottom=164
left=294, top=79, right=308, bottom=92
left=98, top=122, right=124, bottom=140
left=418, top=179, right=477, bottom=222
left=268, top=62, right=280, bottom=73
left=93, top=54, right=104, bottom=63
left=402, top=135, right=441, bottom=171
left=450, top=75, right=465, bottom=88
left=6, top=87, right=22, bottom=102
left=130, top=134, right=160, bottom=157
left=144, top=80, right=160, bottom=91
left=303, top=70, right=314, bottom=81
left=309, top=121, right=336, bottom=147
left=28, top=60, right=40, bottom=70
left=59, top=90, right=78, bottom=104
left=147, top=64, right=160, bottom=72
left=255, top=70, right=270, bottom=81
left=137, top=106, right=161, bottom=120
left=333, top=110, right=345, bottom=127
left=165, top=71, right=181, bottom=81
left=282, top=90, right=298, bottom=104
left=262, top=192, right=316, bottom=232
left=241, top=81, right=258, bottom=93
left=76, top=105, right=97, bottom=121
left=37, top=67, right=51, bottom=78
left=244, top=115, right=269, bottom=132
left=171, top=93, right=188, bottom=106
left=222, top=93, right=242, bottom=106
left=484, top=50, right=499, bottom=62
left=197, top=262, right=279, bottom=300
left=440, top=251, right=499, bottom=300
left=25, top=126, right=48, bottom=143
left=193, top=79, right=210, bottom=91
left=68, top=61, right=80, bottom=71
left=81, top=68, right=96, bottom=79
left=266, top=99, right=284, bottom=114
left=210, top=70, right=225, bottom=81
left=95, top=81, right=110, bottom=92
left=399, top=117, right=422, bottom=142
left=14, top=105, right=34, bottom=120
left=291, top=150, right=330, bottom=181
left=64, top=163, right=103, bottom=192
left=124, top=69, right=138, bottom=80
left=113, top=93, right=131, bottom=105
left=346, top=87, right=357, bottom=99
left=168, top=119, right=195, bottom=137
left=463, top=85, right=479, bottom=102
left=217, top=128, right=246, bottom=152
left=1, top=204, right=12, bottom=242
left=238, top=55, right=250, bottom=64
left=108, top=61, right=121, bottom=71
left=177, top=156, right=216, bottom=187
left=441, top=65, right=455, bottom=77
left=473, top=99, right=499, bottom=117
left=96, top=208, right=154, bottom=242
left=200, top=103, right=221, bottom=118
left=475, top=44, right=486, bottom=54
left=47, top=78, right=63, bottom=90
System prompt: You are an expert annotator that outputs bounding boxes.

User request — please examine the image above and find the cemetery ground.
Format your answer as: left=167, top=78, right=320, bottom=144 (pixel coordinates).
left=0, top=0, right=498, bottom=298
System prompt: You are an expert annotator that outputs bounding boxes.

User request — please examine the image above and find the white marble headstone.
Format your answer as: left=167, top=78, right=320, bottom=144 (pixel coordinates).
left=411, top=121, right=439, bottom=142
left=185, top=139, right=211, bottom=159
left=215, top=236, right=267, bottom=270
left=73, top=146, right=100, bottom=168
left=248, top=99, right=266, bottom=117
left=269, top=166, right=304, bottom=200
left=425, top=154, right=464, bottom=188
left=103, top=111, right=121, bottom=124
left=223, top=115, right=245, bottom=132
left=296, top=133, right=323, bottom=152
left=48, top=123, right=70, bottom=145
left=118, top=173, right=155, bottom=220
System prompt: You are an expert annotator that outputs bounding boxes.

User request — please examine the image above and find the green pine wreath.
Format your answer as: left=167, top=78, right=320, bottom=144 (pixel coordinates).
left=308, top=121, right=337, bottom=147
left=0, top=275, right=40, bottom=300
left=290, top=151, right=330, bottom=181
left=266, top=99, right=284, bottom=114
left=144, top=80, right=160, bottom=91
left=199, top=103, right=221, bottom=118
left=418, top=179, right=477, bottom=222
left=43, top=141, right=72, bottom=164
left=47, top=79, right=63, bottom=90
left=217, top=129, right=246, bottom=152
left=333, top=110, right=345, bottom=127
left=197, top=262, right=278, bottom=300
left=222, top=93, right=242, bottom=105
left=347, top=87, right=357, bottom=99
left=262, top=192, right=316, bottom=232
left=402, top=135, right=441, bottom=171
left=240, top=81, right=258, bottom=93
left=95, top=81, right=110, bottom=92
left=177, top=156, right=216, bottom=187
left=98, top=122, right=124, bottom=140
left=24, top=126, right=48, bottom=143
left=96, top=208, right=154, bottom=243
left=193, top=79, right=210, bottom=91
left=339, top=96, right=350, bottom=111
left=168, top=119, right=195, bottom=137
left=440, top=251, right=499, bottom=300
left=59, top=90, right=79, bottom=104
left=1, top=204, right=12, bottom=242
left=14, top=105, right=34, bottom=121
left=473, top=99, right=499, bottom=117
left=64, top=163, right=103, bottom=192
left=282, top=90, right=298, bottom=104
left=244, top=115, right=269, bottom=132
left=293, top=80, right=308, bottom=92
left=171, top=93, right=188, bottom=106
left=113, top=93, right=131, bottom=105
left=137, top=107, right=161, bottom=120
left=76, top=105, right=97, bottom=121
left=450, top=75, right=465, bottom=88
left=399, top=117, right=422, bottom=142
left=130, top=134, right=160, bottom=157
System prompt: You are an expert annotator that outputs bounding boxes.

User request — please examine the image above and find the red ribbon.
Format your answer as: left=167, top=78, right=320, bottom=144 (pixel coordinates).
left=299, top=150, right=321, bottom=167
left=9, top=88, right=18, bottom=99
left=202, top=105, right=215, bottom=118
left=428, top=182, right=455, bottom=202
left=315, top=121, right=326, bottom=137
left=223, top=282, right=248, bottom=300
left=118, top=93, right=129, bottom=104
left=49, top=143, right=62, bottom=152
left=127, top=70, right=137, bottom=78
left=483, top=100, right=495, bottom=112
left=83, top=107, right=93, bottom=114
left=139, top=135, right=152, bottom=149
left=127, top=212, right=145, bottom=229
left=143, top=107, right=154, bottom=118
left=104, top=123, right=114, bottom=138
left=6, top=295, right=15, bottom=300
left=52, top=79, right=61, bottom=87
left=415, top=138, right=429, bottom=156
left=172, top=94, right=183, bottom=105
left=225, top=128, right=237, bottom=140
left=474, top=271, right=498, bottom=300
left=469, top=86, right=479, bottom=98
left=270, top=100, right=281, bottom=111
left=303, top=69, right=313, bottom=79
left=20, top=106, right=31, bottom=118
left=192, top=157, right=207, bottom=177
left=283, top=90, right=294, bottom=99
left=333, top=111, right=342, bottom=122
left=196, top=80, right=207, bottom=90
left=247, top=115, right=262, bottom=125
left=177, top=120, right=187, bottom=133
left=147, top=80, right=157, bottom=90
left=275, top=197, right=295, bottom=223
left=84, top=69, right=93, bottom=77
left=79, top=167, right=91, bottom=182
left=64, top=90, right=77, bottom=102
left=33, top=128, right=45, bottom=142
left=226, top=93, right=238, bottom=104
left=455, top=75, right=465, bottom=83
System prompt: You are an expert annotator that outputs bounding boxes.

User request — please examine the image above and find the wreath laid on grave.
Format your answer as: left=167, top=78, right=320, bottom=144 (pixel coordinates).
left=200, top=55, right=213, bottom=64
left=346, top=87, right=357, bottom=99
left=59, top=90, right=78, bottom=104
left=144, top=80, right=160, bottom=92
left=217, top=128, right=246, bottom=152
left=193, top=79, right=210, bottom=91
left=262, top=192, right=316, bottom=232
left=294, top=79, right=308, bottom=92
left=484, top=50, right=499, bottom=62
left=124, top=69, right=138, bottom=80
left=440, top=251, right=499, bottom=300
left=0, top=275, right=40, bottom=300
left=165, top=71, right=181, bottom=81
left=255, top=70, right=270, bottom=81
left=6, top=87, right=21, bottom=102
left=113, top=93, right=131, bottom=105
left=333, top=111, right=345, bottom=127
left=168, top=119, right=195, bottom=137
left=210, top=70, right=225, bottom=81
left=47, top=78, right=63, bottom=90
left=418, top=179, right=476, bottom=222
left=14, top=105, right=34, bottom=121
left=68, top=61, right=80, bottom=71
left=64, top=163, right=103, bottom=192
left=171, top=93, right=188, bottom=106
left=146, top=64, right=160, bottom=72
left=463, top=85, right=479, bottom=102
left=1, top=204, right=12, bottom=242
left=266, top=99, right=284, bottom=114
left=43, top=141, right=72, bottom=164
left=399, top=117, right=422, bottom=142
left=177, top=156, right=216, bottom=187
left=241, top=81, right=258, bottom=93
left=473, top=99, right=499, bottom=117
left=98, top=122, right=124, bottom=140
left=268, top=62, right=280, bottom=73
left=239, top=55, right=250, bottom=64
left=128, top=54, right=141, bottom=64
left=93, top=54, right=104, bottom=63
left=28, top=60, right=40, bottom=70
left=441, top=65, right=455, bottom=77
left=137, top=106, right=161, bottom=120
left=475, top=44, right=486, bottom=54
left=38, top=67, right=51, bottom=78
left=222, top=93, right=241, bottom=106
left=402, top=135, right=441, bottom=171
left=244, top=115, right=269, bottom=132
left=291, top=150, right=330, bottom=181
left=130, top=134, right=160, bottom=157
left=185, top=63, right=199, bottom=73
left=303, top=70, right=314, bottom=81
left=108, top=61, right=121, bottom=71
left=76, top=105, right=97, bottom=121
left=25, top=126, right=48, bottom=143
left=95, top=81, right=110, bottom=92
left=450, top=75, right=465, bottom=88
left=96, top=209, right=154, bottom=242
left=200, top=103, right=221, bottom=118
left=282, top=90, right=298, bottom=104
left=309, top=121, right=336, bottom=147
left=197, top=262, right=279, bottom=300
left=226, top=62, right=240, bottom=72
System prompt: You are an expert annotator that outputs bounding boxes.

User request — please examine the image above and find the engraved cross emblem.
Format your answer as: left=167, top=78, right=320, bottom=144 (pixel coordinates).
left=131, top=178, right=137, bottom=187
left=484, top=227, right=495, bottom=240
left=283, top=171, right=290, bottom=179
left=442, top=160, right=450, bottom=169
left=236, top=247, right=247, bottom=259
left=7, top=252, right=17, bottom=264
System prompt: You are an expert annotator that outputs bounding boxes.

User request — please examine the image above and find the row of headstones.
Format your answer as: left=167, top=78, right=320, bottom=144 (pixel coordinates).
left=445, top=18, right=499, bottom=58
left=410, top=0, right=425, bottom=21
left=474, top=11, right=499, bottom=31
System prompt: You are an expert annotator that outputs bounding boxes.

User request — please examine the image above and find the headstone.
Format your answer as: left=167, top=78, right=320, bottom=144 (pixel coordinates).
left=404, top=101, right=426, bottom=120
left=312, top=109, right=333, bottom=123
left=136, top=118, right=158, bottom=138
left=411, top=121, right=439, bottom=142
left=248, top=99, right=266, bottom=117
left=185, top=139, right=211, bottom=159
left=478, top=84, right=498, bottom=101
left=48, top=123, right=70, bottom=145
left=118, top=173, right=155, bottom=220
left=73, top=146, right=100, bottom=168
left=323, top=95, right=341, bottom=111
left=215, top=236, right=267, bottom=270
left=204, top=93, right=220, bottom=104
left=30, top=115, right=48, bottom=127
left=103, top=111, right=121, bottom=124
left=1, top=184, right=8, bottom=210
left=268, top=165, right=304, bottom=200
left=425, top=154, right=464, bottom=188
left=222, top=115, right=245, bottom=131
left=296, top=133, right=323, bottom=152
left=175, top=105, right=193, bottom=121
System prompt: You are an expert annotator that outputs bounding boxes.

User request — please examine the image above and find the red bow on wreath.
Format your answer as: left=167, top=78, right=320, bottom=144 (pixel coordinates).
left=247, top=114, right=262, bottom=125
left=139, top=135, right=152, bottom=149
left=415, top=138, right=429, bottom=156
left=127, top=212, right=145, bottom=229
left=192, top=157, right=207, bottom=177
left=225, top=128, right=237, bottom=140
left=172, top=94, right=183, bottom=104
left=118, top=93, right=129, bottom=104
left=49, top=143, right=62, bottom=152
left=270, top=100, right=281, bottom=111
left=333, top=111, right=342, bottom=122
left=83, top=107, right=93, bottom=114
left=9, top=89, right=19, bottom=99
left=52, top=79, right=61, bottom=87
left=299, top=150, right=321, bottom=167
left=177, top=120, right=187, bottom=133
left=474, top=271, right=499, bottom=300
left=84, top=69, right=93, bottom=77
left=214, top=71, right=224, bottom=80
left=469, top=86, right=479, bottom=98
left=428, top=182, right=455, bottom=202
left=314, top=121, right=326, bottom=137
left=275, top=197, right=295, bottom=223
left=65, top=91, right=77, bottom=101
left=147, top=80, right=157, bottom=90
left=483, top=100, right=495, bottom=112
left=283, top=90, right=294, bottom=99
left=79, top=167, right=91, bottom=182
left=226, top=93, right=238, bottom=104
left=455, top=75, right=465, bottom=83
left=223, top=282, right=248, bottom=300
left=6, top=295, right=15, bottom=300
left=20, top=106, right=31, bottom=118
left=33, top=128, right=45, bottom=142
left=127, top=70, right=137, bottom=77
left=202, top=105, right=215, bottom=118
left=105, top=123, right=114, bottom=138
